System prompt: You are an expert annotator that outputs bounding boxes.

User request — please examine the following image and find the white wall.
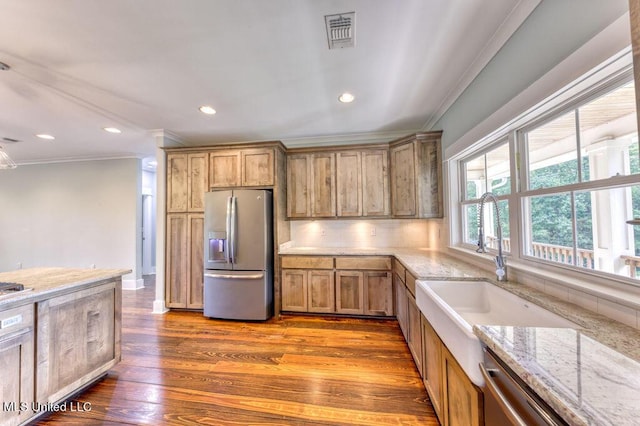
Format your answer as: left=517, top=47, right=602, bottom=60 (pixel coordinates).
left=0, top=158, right=141, bottom=282
left=289, top=219, right=442, bottom=248
left=434, top=0, right=629, bottom=149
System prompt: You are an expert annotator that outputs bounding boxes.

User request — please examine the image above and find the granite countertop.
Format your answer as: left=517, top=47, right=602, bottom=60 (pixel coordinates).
left=280, top=246, right=640, bottom=425
left=0, top=267, right=131, bottom=308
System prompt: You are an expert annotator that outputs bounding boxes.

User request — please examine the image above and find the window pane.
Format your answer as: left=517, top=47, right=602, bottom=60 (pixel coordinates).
left=486, top=144, right=511, bottom=196
left=525, top=193, right=573, bottom=264
left=464, top=142, right=510, bottom=200
left=527, top=112, right=578, bottom=190
left=465, top=200, right=510, bottom=253
left=579, top=81, right=638, bottom=182
left=464, top=156, right=485, bottom=200
left=574, top=191, right=594, bottom=269
left=580, top=186, right=637, bottom=279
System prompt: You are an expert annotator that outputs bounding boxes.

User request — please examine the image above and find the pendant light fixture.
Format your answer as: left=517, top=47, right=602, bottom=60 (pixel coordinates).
left=0, top=146, right=17, bottom=169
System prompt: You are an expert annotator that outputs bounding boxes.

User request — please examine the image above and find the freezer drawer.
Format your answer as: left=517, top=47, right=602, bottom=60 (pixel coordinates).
left=204, top=271, right=273, bottom=320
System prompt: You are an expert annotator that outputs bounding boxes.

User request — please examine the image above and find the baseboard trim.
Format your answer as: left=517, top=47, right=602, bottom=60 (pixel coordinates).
left=153, top=299, right=169, bottom=314
left=122, top=278, right=144, bottom=290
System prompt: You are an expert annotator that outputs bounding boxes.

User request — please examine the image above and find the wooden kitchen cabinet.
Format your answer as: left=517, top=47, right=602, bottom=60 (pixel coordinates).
left=167, top=152, right=209, bottom=213
left=336, top=151, right=362, bottom=216
left=209, top=150, right=241, bottom=188
left=165, top=213, right=204, bottom=309
left=287, top=152, right=336, bottom=218
left=36, top=280, right=119, bottom=404
left=281, top=269, right=308, bottom=312
left=407, top=292, right=423, bottom=377
left=281, top=256, right=392, bottom=317
left=422, top=314, right=444, bottom=422
left=286, top=154, right=310, bottom=218
left=442, top=344, right=483, bottom=426
left=362, top=149, right=390, bottom=217
left=308, top=270, right=335, bottom=313
left=389, top=132, right=443, bottom=218
left=310, top=153, right=336, bottom=217
left=0, top=304, right=35, bottom=426
left=394, top=261, right=409, bottom=340
left=336, top=270, right=364, bottom=314
left=364, top=271, right=393, bottom=316
left=241, top=148, right=275, bottom=186
left=289, top=146, right=389, bottom=219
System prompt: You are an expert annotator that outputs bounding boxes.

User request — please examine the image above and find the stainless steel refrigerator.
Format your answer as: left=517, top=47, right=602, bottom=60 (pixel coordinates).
left=203, top=189, right=273, bottom=320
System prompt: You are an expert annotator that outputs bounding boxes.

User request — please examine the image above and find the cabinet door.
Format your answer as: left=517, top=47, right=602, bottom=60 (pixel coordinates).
left=287, top=155, right=310, bottom=218
left=187, top=153, right=208, bottom=212
left=308, top=270, right=335, bottom=313
left=407, top=293, right=423, bottom=377
left=36, top=282, right=117, bottom=403
left=282, top=270, right=308, bottom=312
left=166, top=214, right=188, bottom=308
left=394, top=273, right=408, bottom=339
left=390, top=142, right=416, bottom=217
left=210, top=150, right=241, bottom=188
left=310, top=153, right=336, bottom=217
left=416, top=139, right=443, bottom=218
left=336, top=271, right=364, bottom=314
left=422, top=315, right=443, bottom=423
left=167, top=153, right=188, bottom=213
left=242, top=148, right=274, bottom=186
left=362, top=150, right=390, bottom=217
left=364, top=271, right=393, bottom=316
left=0, top=305, right=35, bottom=425
left=443, top=346, right=483, bottom=426
left=187, top=214, right=204, bottom=309
left=336, top=151, right=362, bottom=217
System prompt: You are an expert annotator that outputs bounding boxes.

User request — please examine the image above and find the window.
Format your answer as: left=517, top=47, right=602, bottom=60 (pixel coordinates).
left=458, top=69, right=640, bottom=284
left=521, top=79, right=639, bottom=280
left=461, top=141, right=511, bottom=252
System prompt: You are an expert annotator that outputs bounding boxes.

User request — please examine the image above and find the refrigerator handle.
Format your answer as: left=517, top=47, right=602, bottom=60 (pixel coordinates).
left=225, top=196, right=232, bottom=264
left=230, top=195, right=237, bottom=263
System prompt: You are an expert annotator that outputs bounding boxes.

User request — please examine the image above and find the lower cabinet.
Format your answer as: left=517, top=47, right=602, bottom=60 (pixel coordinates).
left=421, top=312, right=483, bottom=426
left=281, top=256, right=393, bottom=317
left=166, top=213, right=204, bottom=309
left=0, top=304, right=35, bottom=426
left=36, top=280, right=121, bottom=404
left=407, top=293, right=423, bottom=376
left=395, top=272, right=408, bottom=339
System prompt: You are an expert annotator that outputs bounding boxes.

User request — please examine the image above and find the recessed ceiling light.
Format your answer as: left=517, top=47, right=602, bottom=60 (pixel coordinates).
left=199, top=105, right=216, bottom=115
left=338, top=92, right=355, bottom=103
left=103, top=127, right=122, bottom=134
left=36, top=134, right=55, bottom=140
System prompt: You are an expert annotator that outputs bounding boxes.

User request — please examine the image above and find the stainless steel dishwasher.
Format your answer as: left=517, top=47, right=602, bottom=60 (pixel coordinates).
left=480, top=348, right=569, bottom=426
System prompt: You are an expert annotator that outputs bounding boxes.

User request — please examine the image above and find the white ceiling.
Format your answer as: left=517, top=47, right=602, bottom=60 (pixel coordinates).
left=0, top=0, right=539, bottom=164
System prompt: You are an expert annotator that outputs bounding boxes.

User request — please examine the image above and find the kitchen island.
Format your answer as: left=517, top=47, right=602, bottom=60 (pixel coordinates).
left=280, top=247, right=640, bottom=425
left=0, top=267, right=129, bottom=426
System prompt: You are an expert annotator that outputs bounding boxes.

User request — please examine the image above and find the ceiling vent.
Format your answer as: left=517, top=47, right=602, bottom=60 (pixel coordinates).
left=325, top=12, right=355, bottom=49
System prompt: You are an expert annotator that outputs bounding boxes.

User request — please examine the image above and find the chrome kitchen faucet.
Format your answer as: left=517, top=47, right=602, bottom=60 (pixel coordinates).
left=477, top=192, right=507, bottom=281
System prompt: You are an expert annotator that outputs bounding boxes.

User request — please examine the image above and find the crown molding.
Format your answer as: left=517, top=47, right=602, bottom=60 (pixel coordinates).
left=281, top=129, right=419, bottom=148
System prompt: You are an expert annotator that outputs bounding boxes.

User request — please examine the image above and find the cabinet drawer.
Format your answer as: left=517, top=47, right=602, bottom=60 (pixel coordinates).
left=0, top=304, right=34, bottom=339
left=406, top=272, right=417, bottom=297
left=393, top=258, right=406, bottom=283
left=281, top=256, right=334, bottom=269
left=335, top=256, right=391, bottom=270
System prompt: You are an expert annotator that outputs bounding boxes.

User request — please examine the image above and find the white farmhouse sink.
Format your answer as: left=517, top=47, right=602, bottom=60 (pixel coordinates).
left=415, top=280, right=578, bottom=386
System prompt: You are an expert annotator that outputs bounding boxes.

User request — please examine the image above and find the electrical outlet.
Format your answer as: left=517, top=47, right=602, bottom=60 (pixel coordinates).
left=370, top=227, right=376, bottom=236
left=17, top=262, right=22, bottom=269
left=320, top=228, right=326, bottom=236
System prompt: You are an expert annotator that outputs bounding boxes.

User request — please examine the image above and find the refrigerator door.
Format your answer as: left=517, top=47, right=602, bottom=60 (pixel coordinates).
left=230, top=189, right=272, bottom=271
left=204, top=190, right=233, bottom=270
left=203, top=270, right=273, bottom=320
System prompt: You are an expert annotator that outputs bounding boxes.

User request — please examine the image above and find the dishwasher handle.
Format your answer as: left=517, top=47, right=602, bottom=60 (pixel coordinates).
left=480, top=362, right=529, bottom=426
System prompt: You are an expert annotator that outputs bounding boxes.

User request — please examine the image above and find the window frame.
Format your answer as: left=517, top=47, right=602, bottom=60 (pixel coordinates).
left=455, top=64, right=640, bottom=287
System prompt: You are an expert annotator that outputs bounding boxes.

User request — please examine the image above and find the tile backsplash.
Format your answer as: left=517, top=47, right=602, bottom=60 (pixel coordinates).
left=289, top=219, right=442, bottom=248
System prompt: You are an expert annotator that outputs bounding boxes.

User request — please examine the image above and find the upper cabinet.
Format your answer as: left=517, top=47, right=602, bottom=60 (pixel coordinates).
left=389, top=132, right=443, bottom=218
left=287, top=146, right=391, bottom=219
left=209, top=147, right=275, bottom=188
left=287, top=153, right=336, bottom=218
left=167, top=152, right=209, bottom=213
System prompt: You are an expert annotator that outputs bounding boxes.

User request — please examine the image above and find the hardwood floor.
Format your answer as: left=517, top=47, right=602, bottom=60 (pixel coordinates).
left=36, top=276, right=439, bottom=425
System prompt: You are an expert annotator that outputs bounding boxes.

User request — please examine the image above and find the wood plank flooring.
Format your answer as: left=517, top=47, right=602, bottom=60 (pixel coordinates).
left=36, top=277, right=439, bottom=425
